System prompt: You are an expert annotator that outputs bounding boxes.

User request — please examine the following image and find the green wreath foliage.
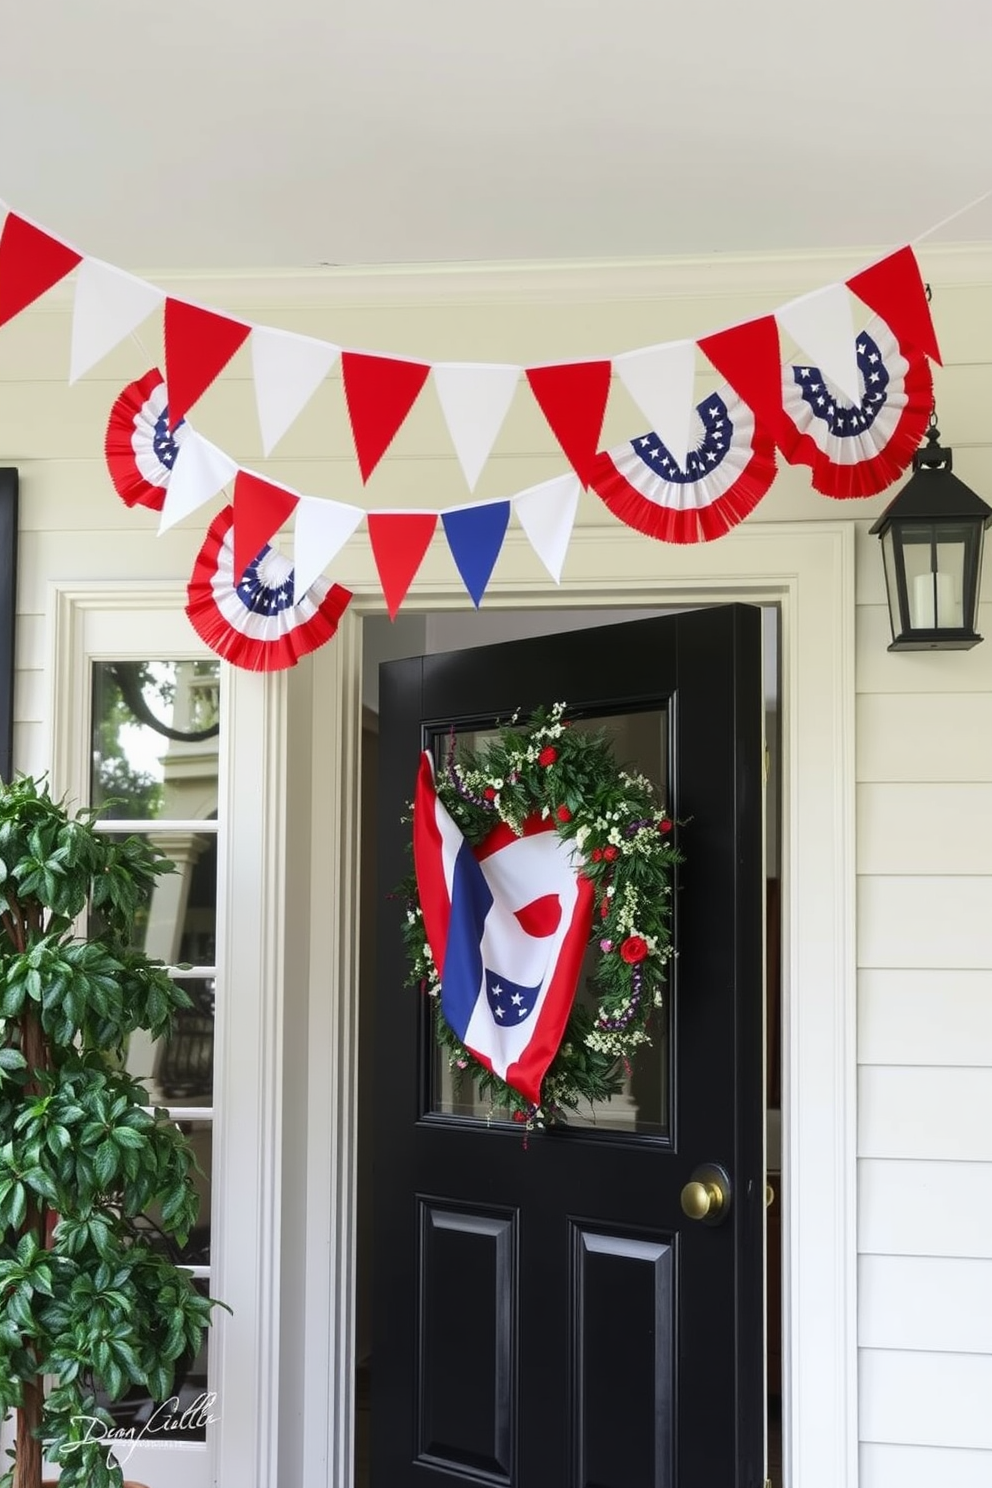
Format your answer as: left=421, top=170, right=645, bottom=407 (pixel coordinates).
left=403, top=702, right=681, bottom=1126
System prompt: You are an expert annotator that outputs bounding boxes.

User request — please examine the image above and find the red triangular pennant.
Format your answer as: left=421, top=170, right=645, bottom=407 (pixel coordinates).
left=0, top=214, right=82, bottom=328
left=232, top=470, right=299, bottom=583
left=698, top=316, right=783, bottom=437
left=341, top=352, right=431, bottom=483
left=367, top=512, right=437, bottom=619
left=164, top=298, right=251, bottom=427
left=525, top=361, right=611, bottom=485
left=847, top=246, right=942, bottom=365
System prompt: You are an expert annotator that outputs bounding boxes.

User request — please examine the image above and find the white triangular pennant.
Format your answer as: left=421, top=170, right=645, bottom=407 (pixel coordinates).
left=433, top=362, right=520, bottom=492
left=251, top=326, right=340, bottom=455
left=777, top=283, right=860, bottom=405
left=158, top=432, right=238, bottom=533
left=514, top=473, right=581, bottom=584
left=613, top=340, right=696, bottom=468
left=69, top=257, right=164, bottom=383
left=293, top=497, right=365, bottom=603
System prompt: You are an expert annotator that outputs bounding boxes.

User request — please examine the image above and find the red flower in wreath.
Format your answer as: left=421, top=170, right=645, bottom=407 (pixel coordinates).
left=620, top=935, right=649, bottom=964
left=538, top=746, right=558, bottom=766
left=483, top=786, right=497, bottom=800
left=556, top=804, right=572, bottom=823
left=658, top=817, right=673, bottom=834
left=591, top=847, right=603, bottom=862
left=603, top=845, right=618, bottom=861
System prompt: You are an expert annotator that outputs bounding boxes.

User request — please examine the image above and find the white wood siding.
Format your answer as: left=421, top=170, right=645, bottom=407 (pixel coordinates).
left=860, top=1443, right=992, bottom=1488
left=856, top=498, right=992, bottom=1485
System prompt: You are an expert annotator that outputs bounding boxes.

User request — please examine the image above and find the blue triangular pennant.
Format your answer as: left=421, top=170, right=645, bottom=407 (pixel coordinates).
left=442, top=502, right=510, bottom=607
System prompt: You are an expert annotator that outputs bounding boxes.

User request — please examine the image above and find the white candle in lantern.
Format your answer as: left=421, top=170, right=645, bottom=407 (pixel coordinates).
left=911, top=571, right=955, bottom=628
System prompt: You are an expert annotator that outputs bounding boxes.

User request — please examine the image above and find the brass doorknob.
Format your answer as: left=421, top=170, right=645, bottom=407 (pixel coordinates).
left=680, top=1163, right=732, bottom=1226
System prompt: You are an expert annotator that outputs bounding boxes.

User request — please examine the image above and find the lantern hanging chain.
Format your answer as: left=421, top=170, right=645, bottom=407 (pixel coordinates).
left=922, top=283, right=942, bottom=443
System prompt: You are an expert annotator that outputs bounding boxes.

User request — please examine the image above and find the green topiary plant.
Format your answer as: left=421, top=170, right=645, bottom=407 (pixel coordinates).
left=0, top=776, right=222, bottom=1488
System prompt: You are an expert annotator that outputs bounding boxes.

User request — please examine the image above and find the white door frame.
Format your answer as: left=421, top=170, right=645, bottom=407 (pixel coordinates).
left=283, top=516, right=857, bottom=1488
left=50, top=518, right=855, bottom=1487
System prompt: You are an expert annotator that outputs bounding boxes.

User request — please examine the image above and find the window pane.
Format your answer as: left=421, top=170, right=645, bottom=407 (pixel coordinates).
left=125, top=977, right=216, bottom=1108
left=88, top=829, right=218, bottom=964
left=136, top=1119, right=213, bottom=1266
left=91, top=660, right=220, bottom=820
left=934, top=530, right=969, bottom=627
left=429, top=709, right=671, bottom=1137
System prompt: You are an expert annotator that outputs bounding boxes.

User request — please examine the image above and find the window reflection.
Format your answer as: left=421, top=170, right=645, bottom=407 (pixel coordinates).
left=87, top=830, right=217, bottom=963
left=90, top=660, right=220, bottom=1106
left=137, top=1120, right=213, bottom=1267
left=89, top=658, right=220, bottom=1441
left=91, top=660, right=221, bottom=821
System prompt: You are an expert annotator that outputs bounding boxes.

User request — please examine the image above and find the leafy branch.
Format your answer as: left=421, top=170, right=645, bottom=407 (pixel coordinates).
left=0, top=776, right=223, bottom=1488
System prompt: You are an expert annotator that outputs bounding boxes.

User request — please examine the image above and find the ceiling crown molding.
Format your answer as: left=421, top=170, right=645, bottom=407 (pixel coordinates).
left=26, top=240, right=992, bottom=317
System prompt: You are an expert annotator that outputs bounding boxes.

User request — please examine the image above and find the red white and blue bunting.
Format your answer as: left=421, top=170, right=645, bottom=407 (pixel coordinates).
left=105, top=369, right=188, bottom=511
left=777, top=315, right=933, bottom=498
left=0, top=196, right=946, bottom=669
left=186, top=507, right=353, bottom=672
left=587, top=384, right=777, bottom=544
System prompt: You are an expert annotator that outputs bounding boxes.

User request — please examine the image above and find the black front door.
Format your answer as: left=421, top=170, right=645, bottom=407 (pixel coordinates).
left=372, top=606, right=765, bottom=1488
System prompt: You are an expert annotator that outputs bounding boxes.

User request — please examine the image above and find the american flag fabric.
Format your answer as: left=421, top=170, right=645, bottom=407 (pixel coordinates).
left=105, top=369, right=188, bottom=511
left=778, top=315, right=933, bottom=498
left=186, top=506, right=352, bottom=672
left=587, top=384, right=778, bottom=543
left=413, top=752, right=593, bottom=1106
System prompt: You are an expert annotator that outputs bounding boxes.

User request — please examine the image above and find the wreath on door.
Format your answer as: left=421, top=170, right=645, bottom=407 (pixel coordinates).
left=402, top=703, right=681, bottom=1127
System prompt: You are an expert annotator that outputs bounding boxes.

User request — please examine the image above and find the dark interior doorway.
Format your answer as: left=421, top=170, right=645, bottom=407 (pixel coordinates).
left=354, top=605, right=783, bottom=1488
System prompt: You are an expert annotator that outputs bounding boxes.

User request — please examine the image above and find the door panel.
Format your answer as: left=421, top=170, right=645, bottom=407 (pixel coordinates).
left=373, top=606, right=764, bottom=1488
left=417, top=1201, right=516, bottom=1479
left=571, top=1226, right=674, bottom=1488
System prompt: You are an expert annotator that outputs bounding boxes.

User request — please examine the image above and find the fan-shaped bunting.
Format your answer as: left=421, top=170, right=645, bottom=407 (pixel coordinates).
left=777, top=316, right=933, bottom=498
left=186, top=507, right=352, bottom=672
left=587, top=386, right=777, bottom=543
left=105, top=369, right=188, bottom=511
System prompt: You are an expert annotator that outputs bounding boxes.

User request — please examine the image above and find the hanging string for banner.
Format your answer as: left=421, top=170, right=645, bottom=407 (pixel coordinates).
left=912, top=185, right=992, bottom=245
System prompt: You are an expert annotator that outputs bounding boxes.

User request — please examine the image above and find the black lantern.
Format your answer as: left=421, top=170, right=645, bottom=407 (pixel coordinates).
left=870, top=415, right=992, bottom=650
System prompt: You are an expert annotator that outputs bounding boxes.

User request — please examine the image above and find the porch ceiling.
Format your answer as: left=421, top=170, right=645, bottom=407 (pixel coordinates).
left=4, top=1, right=992, bottom=272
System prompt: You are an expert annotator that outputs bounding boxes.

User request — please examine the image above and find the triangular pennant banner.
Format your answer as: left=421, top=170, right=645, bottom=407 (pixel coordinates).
left=341, top=352, right=431, bottom=482
left=293, top=497, right=365, bottom=604
left=613, top=341, right=697, bottom=468
left=698, top=316, right=783, bottom=436
left=70, top=258, right=165, bottom=383
left=847, top=245, right=942, bottom=365
left=442, top=502, right=511, bottom=607
left=367, top=512, right=437, bottom=619
left=514, top=474, right=582, bottom=583
left=777, top=283, right=860, bottom=404
left=0, top=213, right=82, bottom=328
left=232, top=470, right=299, bottom=584
left=158, top=432, right=238, bottom=533
left=525, top=361, right=612, bottom=485
left=251, top=326, right=340, bottom=455
left=164, top=298, right=251, bottom=427
left=433, top=363, right=520, bottom=492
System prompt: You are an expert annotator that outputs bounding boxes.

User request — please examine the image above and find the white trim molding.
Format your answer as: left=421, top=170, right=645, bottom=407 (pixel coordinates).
left=29, top=238, right=992, bottom=314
